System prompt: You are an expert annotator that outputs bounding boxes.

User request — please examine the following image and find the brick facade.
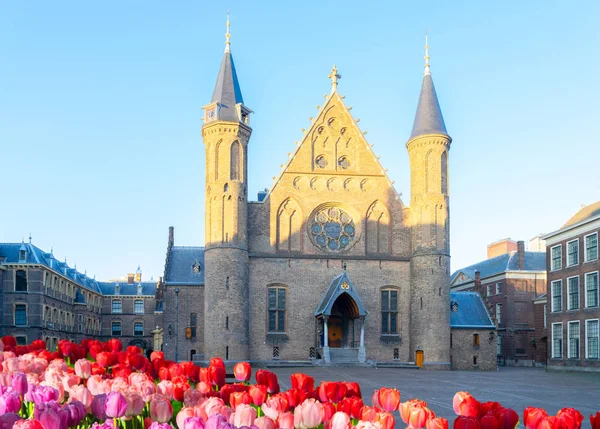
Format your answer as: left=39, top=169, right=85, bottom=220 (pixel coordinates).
left=544, top=203, right=600, bottom=372
left=450, top=328, right=497, bottom=371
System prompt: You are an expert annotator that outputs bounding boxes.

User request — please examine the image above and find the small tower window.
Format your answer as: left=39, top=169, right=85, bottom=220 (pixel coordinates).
left=224, top=183, right=229, bottom=192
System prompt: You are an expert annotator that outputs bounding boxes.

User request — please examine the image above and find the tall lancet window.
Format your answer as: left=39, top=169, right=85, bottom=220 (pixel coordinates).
left=230, top=141, right=241, bottom=181
left=441, top=151, right=448, bottom=194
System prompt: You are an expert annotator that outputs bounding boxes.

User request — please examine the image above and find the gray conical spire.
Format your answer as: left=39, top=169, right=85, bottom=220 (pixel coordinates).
left=409, top=35, right=448, bottom=140
left=211, top=13, right=244, bottom=122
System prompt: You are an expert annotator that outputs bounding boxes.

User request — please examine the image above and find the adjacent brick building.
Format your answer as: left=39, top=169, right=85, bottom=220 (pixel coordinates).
left=543, top=201, right=600, bottom=372
left=451, top=239, right=547, bottom=366
left=0, top=242, right=161, bottom=353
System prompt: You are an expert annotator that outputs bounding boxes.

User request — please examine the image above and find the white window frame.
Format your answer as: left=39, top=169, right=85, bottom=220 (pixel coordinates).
left=134, top=299, right=144, bottom=314
left=567, top=320, right=580, bottom=359
left=487, top=284, right=493, bottom=296
left=584, top=232, right=598, bottom=263
left=585, top=271, right=599, bottom=308
left=551, top=280, right=563, bottom=312
left=496, top=303, right=502, bottom=324
left=551, top=245, right=563, bottom=271
left=552, top=322, right=563, bottom=359
left=566, top=239, right=579, bottom=267
left=585, top=318, right=599, bottom=360
left=567, top=275, right=580, bottom=311
left=112, top=299, right=122, bottom=314
left=496, top=282, right=502, bottom=295
left=543, top=304, right=547, bottom=328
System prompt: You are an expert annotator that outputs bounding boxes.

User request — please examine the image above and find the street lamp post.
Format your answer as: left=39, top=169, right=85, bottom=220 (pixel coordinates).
left=175, top=288, right=180, bottom=362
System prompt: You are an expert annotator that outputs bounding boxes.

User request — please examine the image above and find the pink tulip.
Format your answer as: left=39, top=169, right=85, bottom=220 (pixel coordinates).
left=87, top=375, right=112, bottom=396
left=254, top=416, right=276, bottom=429
left=124, top=392, right=145, bottom=418
left=0, top=393, right=21, bottom=414
left=232, top=404, right=257, bottom=427
left=427, top=418, right=448, bottom=429
left=278, top=412, right=295, bottom=429
left=408, top=407, right=435, bottom=429
left=11, top=373, right=27, bottom=396
left=184, top=417, right=205, bottom=429
left=156, top=380, right=174, bottom=400
left=294, top=399, right=324, bottom=429
left=196, top=382, right=211, bottom=394
left=74, top=360, right=91, bottom=379
left=261, top=396, right=287, bottom=421
left=150, top=395, right=174, bottom=423
left=329, top=412, right=351, bottom=429
left=355, top=422, right=382, bottom=429
left=176, top=407, right=197, bottom=429
left=104, top=391, right=128, bottom=418
left=197, top=397, right=227, bottom=422
left=68, top=385, right=93, bottom=409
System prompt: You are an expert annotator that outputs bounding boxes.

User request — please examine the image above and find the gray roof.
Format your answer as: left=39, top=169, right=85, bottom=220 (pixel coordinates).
left=164, top=247, right=205, bottom=285
left=450, top=292, right=495, bottom=329
left=0, top=242, right=157, bottom=297
left=451, top=251, right=546, bottom=285
left=0, top=243, right=103, bottom=293
left=409, top=73, right=448, bottom=140
left=211, top=51, right=244, bottom=122
left=98, top=281, right=156, bottom=296
left=314, top=271, right=367, bottom=318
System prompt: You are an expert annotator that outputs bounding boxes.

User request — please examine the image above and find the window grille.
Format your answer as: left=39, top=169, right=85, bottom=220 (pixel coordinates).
left=309, top=347, right=317, bottom=359
left=393, top=348, right=400, bottom=360
left=272, top=346, right=280, bottom=359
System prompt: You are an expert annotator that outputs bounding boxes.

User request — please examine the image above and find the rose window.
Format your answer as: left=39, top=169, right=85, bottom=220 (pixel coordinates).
left=309, top=206, right=357, bottom=252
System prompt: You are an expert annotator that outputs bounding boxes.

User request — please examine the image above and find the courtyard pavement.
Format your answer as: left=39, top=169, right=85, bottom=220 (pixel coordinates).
left=268, top=367, right=600, bottom=427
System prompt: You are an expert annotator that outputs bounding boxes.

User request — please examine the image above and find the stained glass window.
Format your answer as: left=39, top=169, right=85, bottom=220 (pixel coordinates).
left=309, top=207, right=356, bottom=252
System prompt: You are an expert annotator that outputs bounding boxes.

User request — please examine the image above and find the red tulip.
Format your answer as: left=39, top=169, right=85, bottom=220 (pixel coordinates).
left=590, top=413, right=600, bottom=429
left=249, top=385, right=268, bottom=406
left=290, top=373, right=315, bottom=392
left=557, top=408, right=584, bottom=429
left=256, top=370, right=280, bottom=394
left=230, top=391, right=251, bottom=410
left=209, top=357, right=225, bottom=368
left=285, top=388, right=309, bottom=408
left=408, top=406, right=435, bottom=429
left=480, top=415, right=499, bottom=429
left=537, top=417, right=566, bottom=429
left=344, top=382, right=362, bottom=398
left=428, top=418, right=449, bottom=429
left=360, top=406, right=382, bottom=422
left=13, top=420, right=45, bottom=429
left=31, top=339, right=46, bottom=351
left=453, top=392, right=480, bottom=418
left=322, top=402, right=337, bottom=423
left=496, top=408, right=519, bottom=429
left=400, top=399, right=428, bottom=424
left=454, top=416, right=481, bottom=429
left=480, top=402, right=502, bottom=419
left=374, top=388, right=401, bottom=412
left=524, top=407, right=548, bottom=429
left=318, top=381, right=347, bottom=403
left=233, top=362, right=251, bottom=382
left=2, top=336, right=16, bottom=348
left=107, top=338, right=123, bottom=353
left=209, top=365, right=225, bottom=388
left=150, top=351, right=164, bottom=362
left=375, top=411, right=396, bottom=429
left=337, top=397, right=364, bottom=419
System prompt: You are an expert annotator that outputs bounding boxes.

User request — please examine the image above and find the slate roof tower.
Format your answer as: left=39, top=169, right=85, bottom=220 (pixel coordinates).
left=407, top=35, right=453, bottom=368
left=201, top=14, right=252, bottom=361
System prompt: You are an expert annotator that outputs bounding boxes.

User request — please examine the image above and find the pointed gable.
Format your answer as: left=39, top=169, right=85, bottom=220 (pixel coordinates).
left=315, top=271, right=367, bottom=318
left=267, top=90, right=401, bottom=200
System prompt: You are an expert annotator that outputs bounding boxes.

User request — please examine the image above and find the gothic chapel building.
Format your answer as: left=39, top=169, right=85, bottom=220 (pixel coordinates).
left=159, top=22, right=470, bottom=369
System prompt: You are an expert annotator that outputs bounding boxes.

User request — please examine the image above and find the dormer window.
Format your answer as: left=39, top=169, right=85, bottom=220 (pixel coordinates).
left=192, top=260, right=201, bottom=274
left=137, top=284, right=143, bottom=295
left=19, top=250, right=26, bottom=262
left=114, top=283, right=120, bottom=295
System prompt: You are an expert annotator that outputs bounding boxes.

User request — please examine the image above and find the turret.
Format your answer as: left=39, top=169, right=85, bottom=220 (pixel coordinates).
left=407, top=35, right=452, bottom=368
left=201, top=14, right=251, bottom=361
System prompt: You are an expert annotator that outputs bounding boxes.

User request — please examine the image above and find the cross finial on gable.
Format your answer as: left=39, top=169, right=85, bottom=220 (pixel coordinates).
left=328, top=65, right=341, bottom=93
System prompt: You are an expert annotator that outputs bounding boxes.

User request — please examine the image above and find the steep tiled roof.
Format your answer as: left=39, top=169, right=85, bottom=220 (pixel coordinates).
left=0, top=243, right=102, bottom=293
left=450, top=292, right=495, bottom=329
left=409, top=73, right=448, bottom=140
left=164, top=247, right=205, bottom=285
left=562, top=201, right=600, bottom=228
left=211, top=51, right=244, bottom=122
left=98, top=281, right=156, bottom=296
left=451, top=251, right=546, bottom=285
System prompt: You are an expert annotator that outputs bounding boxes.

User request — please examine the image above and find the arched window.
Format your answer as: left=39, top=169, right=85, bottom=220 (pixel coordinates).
left=230, top=141, right=241, bottom=181
left=381, top=288, right=399, bottom=334
left=267, top=286, right=287, bottom=333
left=441, top=151, right=448, bottom=194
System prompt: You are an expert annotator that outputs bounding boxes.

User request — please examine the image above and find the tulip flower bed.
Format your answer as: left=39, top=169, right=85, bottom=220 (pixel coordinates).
left=0, top=336, right=597, bottom=429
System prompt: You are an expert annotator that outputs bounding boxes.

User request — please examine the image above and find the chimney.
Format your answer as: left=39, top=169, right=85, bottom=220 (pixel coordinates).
left=168, top=226, right=174, bottom=249
left=127, top=273, right=135, bottom=284
left=517, top=240, right=525, bottom=270
left=135, top=266, right=142, bottom=283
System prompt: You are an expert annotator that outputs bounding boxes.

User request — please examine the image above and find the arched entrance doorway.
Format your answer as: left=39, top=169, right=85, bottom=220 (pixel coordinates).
left=315, top=271, right=367, bottom=363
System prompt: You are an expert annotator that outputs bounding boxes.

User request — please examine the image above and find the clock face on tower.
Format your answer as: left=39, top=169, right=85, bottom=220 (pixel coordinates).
left=206, top=107, right=216, bottom=122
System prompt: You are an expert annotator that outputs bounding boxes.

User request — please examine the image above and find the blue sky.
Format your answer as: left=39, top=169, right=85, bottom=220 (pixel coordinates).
left=1, top=1, right=598, bottom=280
